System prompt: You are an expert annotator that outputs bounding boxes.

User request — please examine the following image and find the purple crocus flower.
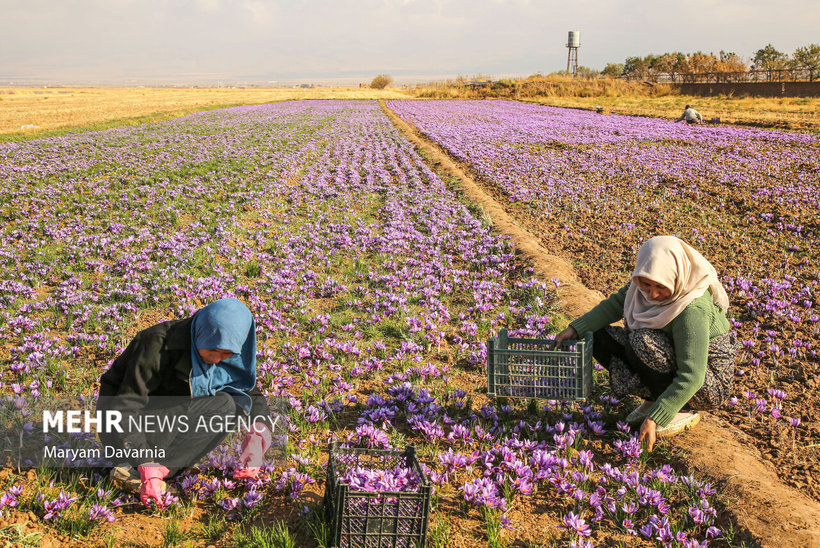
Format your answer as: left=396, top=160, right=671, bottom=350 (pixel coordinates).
left=706, top=525, right=722, bottom=538
left=43, top=490, right=78, bottom=520
left=89, top=504, right=116, bottom=522
left=242, top=488, right=263, bottom=509
left=219, top=497, right=240, bottom=511
left=0, top=492, right=19, bottom=508
left=560, top=512, right=592, bottom=537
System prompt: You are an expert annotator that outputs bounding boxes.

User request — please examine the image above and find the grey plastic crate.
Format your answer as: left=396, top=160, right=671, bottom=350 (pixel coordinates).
left=324, top=442, right=431, bottom=548
left=487, top=328, right=593, bottom=401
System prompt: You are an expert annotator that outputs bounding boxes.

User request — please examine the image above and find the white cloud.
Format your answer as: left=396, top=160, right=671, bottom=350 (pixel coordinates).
left=241, top=0, right=276, bottom=25
left=195, top=0, right=224, bottom=14
left=1, top=0, right=818, bottom=83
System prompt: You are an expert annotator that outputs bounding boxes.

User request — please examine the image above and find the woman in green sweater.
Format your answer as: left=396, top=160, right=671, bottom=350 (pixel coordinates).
left=554, top=236, right=738, bottom=451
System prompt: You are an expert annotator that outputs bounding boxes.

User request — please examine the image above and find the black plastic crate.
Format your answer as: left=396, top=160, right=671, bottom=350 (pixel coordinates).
left=487, top=328, right=593, bottom=401
left=324, top=442, right=431, bottom=548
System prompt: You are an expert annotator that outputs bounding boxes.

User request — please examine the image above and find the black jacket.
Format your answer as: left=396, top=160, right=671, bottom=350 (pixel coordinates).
left=97, top=317, right=270, bottom=450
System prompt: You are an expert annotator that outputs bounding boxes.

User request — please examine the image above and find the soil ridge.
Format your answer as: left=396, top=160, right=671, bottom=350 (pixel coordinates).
left=380, top=99, right=820, bottom=547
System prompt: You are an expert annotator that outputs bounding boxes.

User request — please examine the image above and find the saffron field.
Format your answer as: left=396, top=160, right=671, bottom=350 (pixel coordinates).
left=0, top=98, right=814, bottom=546
left=388, top=99, right=820, bottom=499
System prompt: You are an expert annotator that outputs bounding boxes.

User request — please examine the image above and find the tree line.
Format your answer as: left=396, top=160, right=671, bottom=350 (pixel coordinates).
left=600, top=43, right=820, bottom=82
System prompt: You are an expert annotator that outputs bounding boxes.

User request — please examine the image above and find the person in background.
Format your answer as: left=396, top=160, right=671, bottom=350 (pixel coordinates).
left=675, top=105, right=703, bottom=124
left=96, top=298, right=273, bottom=507
left=554, top=236, right=738, bottom=451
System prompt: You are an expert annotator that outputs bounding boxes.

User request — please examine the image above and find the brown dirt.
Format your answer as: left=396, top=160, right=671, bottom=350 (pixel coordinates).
left=677, top=416, right=820, bottom=547
left=380, top=99, right=820, bottom=547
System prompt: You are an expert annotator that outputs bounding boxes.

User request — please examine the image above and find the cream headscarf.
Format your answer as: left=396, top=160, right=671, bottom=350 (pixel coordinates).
left=623, top=236, right=730, bottom=330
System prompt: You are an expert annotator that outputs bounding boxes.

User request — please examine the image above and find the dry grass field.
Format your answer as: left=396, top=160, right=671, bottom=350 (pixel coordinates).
left=0, top=86, right=412, bottom=139
left=529, top=94, right=820, bottom=131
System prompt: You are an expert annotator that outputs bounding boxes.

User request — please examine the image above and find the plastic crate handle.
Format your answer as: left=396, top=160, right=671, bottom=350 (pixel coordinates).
left=487, top=337, right=495, bottom=394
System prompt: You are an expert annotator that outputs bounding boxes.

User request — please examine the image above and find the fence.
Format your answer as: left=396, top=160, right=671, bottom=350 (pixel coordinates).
left=652, top=68, right=817, bottom=84
left=676, top=81, right=820, bottom=97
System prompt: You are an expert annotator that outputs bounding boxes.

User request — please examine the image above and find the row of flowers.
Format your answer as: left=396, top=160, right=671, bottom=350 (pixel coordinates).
left=0, top=100, right=732, bottom=545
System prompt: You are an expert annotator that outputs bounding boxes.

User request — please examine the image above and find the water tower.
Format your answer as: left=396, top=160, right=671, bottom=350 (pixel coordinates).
left=566, top=30, right=580, bottom=75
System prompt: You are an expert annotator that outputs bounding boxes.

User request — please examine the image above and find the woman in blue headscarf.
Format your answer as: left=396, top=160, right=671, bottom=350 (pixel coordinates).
left=190, top=298, right=258, bottom=413
left=97, top=298, right=273, bottom=507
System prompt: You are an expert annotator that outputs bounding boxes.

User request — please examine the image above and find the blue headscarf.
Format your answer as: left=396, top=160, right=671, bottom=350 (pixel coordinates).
left=190, top=298, right=257, bottom=413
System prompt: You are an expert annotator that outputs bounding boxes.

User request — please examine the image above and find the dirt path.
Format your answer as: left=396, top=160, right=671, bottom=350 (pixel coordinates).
left=379, top=102, right=605, bottom=320
left=380, top=100, right=820, bottom=547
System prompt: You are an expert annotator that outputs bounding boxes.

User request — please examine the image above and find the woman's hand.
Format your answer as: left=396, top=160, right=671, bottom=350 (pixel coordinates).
left=232, top=423, right=272, bottom=479
left=639, top=417, right=657, bottom=452
left=137, top=463, right=170, bottom=507
left=553, top=325, right=579, bottom=348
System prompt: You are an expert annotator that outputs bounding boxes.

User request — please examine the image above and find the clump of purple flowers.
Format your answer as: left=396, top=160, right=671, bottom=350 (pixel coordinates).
left=88, top=503, right=116, bottom=523
left=354, top=423, right=393, bottom=449
left=274, top=467, right=317, bottom=500
left=145, top=491, right=179, bottom=511
left=462, top=477, right=507, bottom=511
left=340, top=465, right=422, bottom=493
left=559, top=511, right=592, bottom=538
left=0, top=484, right=22, bottom=513
left=42, top=490, right=78, bottom=520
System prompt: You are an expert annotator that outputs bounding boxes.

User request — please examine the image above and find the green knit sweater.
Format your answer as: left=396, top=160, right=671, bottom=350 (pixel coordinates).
left=569, top=282, right=731, bottom=428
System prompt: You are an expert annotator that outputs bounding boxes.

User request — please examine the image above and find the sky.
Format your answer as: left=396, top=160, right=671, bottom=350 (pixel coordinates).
left=1, top=0, right=818, bottom=86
